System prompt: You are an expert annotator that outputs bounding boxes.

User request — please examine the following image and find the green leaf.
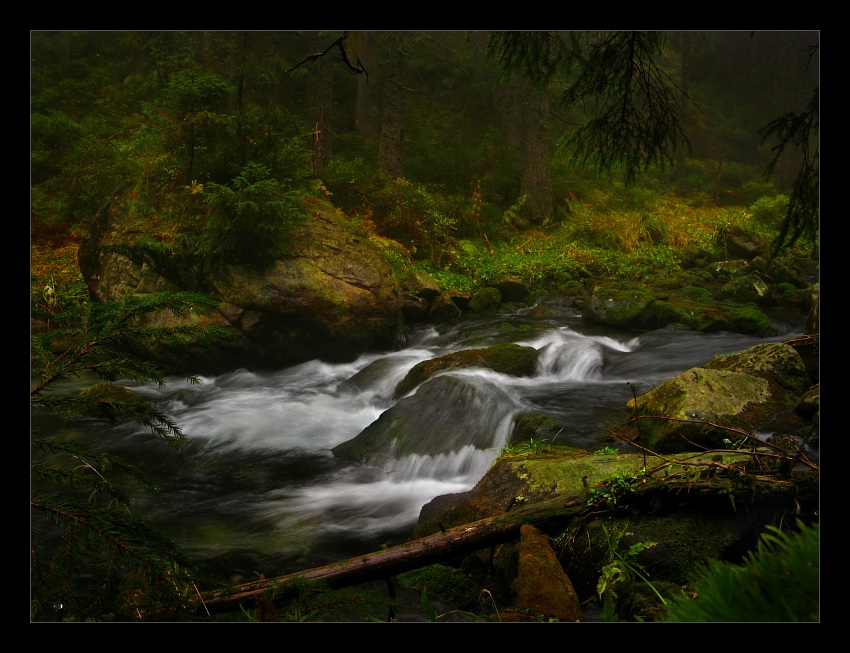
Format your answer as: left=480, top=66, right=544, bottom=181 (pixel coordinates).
left=421, top=589, right=438, bottom=622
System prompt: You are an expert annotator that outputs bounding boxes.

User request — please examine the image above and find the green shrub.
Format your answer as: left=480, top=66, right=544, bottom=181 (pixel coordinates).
left=663, top=522, right=819, bottom=622
left=748, top=194, right=790, bottom=227
left=739, top=181, right=781, bottom=206
left=367, top=178, right=458, bottom=264
left=323, top=155, right=379, bottom=214
left=198, top=163, right=305, bottom=269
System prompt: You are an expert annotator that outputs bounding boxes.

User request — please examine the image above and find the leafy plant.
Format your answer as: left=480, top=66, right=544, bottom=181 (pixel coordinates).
left=586, top=468, right=645, bottom=507
left=31, top=290, right=231, bottom=621
left=593, top=446, right=619, bottom=456
left=662, top=521, right=819, bottom=622
left=501, top=439, right=545, bottom=457
left=368, top=177, right=458, bottom=264
left=595, top=522, right=665, bottom=622
left=748, top=193, right=789, bottom=227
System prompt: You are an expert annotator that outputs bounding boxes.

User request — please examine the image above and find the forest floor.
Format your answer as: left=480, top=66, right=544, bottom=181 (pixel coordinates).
left=31, top=240, right=84, bottom=294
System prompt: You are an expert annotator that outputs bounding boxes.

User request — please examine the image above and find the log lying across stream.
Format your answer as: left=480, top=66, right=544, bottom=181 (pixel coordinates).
left=193, top=490, right=589, bottom=615
left=191, top=470, right=817, bottom=616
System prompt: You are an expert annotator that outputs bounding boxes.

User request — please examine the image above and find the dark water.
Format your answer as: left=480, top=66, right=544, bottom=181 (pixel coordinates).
left=30, top=300, right=808, bottom=584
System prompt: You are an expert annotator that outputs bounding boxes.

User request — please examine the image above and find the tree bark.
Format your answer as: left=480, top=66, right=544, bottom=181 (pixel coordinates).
left=520, top=83, right=554, bottom=225
left=193, top=490, right=588, bottom=615
left=675, top=31, right=690, bottom=181
left=305, top=33, right=334, bottom=179
left=496, top=74, right=553, bottom=226
left=190, top=472, right=816, bottom=616
left=354, top=31, right=380, bottom=141
left=377, top=32, right=406, bottom=178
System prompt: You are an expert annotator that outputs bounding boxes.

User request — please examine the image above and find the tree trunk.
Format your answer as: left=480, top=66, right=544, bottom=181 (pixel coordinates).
left=306, top=34, right=334, bottom=179
left=520, top=83, right=554, bottom=225
left=676, top=31, right=690, bottom=181
left=57, top=31, right=71, bottom=68
left=496, top=74, right=553, bottom=226
left=377, top=32, right=406, bottom=178
left=194, top=490, right=589, bottom=615
left=496, top=75, right=522, bottom=163
left=354, top=31, right=380, bottom=141
left=190, top=472, right=815, bottom=616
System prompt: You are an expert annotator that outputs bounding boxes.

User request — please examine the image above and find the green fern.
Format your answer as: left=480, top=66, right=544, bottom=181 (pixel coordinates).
left=663, top=521, right=819, bottom=622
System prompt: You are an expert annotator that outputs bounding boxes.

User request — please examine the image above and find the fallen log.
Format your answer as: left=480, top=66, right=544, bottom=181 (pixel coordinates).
left=193, top=489, right=590, bottom=615
left=192, top=469, right=818, bottom=616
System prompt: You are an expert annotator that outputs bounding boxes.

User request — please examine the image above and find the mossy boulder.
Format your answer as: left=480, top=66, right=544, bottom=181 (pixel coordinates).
left=705, top=342, right=811, bottom=395
left=78, top=188, right=404, bottom=374
left=677, top=245, right=716, bottom=269
left=582, top=286, right=655, bottom=328
left=510, top=413, right=564, bottom=444
left=395, top=343, right=539, bottom=397
left=415, top=449, right=646, bottom=537
left=583, top=284, right=707, bottom=331
left=626, top=342, right=810, bottom=453
left=429, top=292, right=462, bottom=323
left=716, top=274, right=778, bottom=307
left=718, top=225, right=767, bottom=260
left=726, top=305, right=777, bottom=337
left=686, top=307, right=732, bottom=332
left=332, top=375, right=518, bottom=462
left=468, top=286, right=501, bottom=313
left=626, top=369, right=775, bottom=453
left=401, top=293, right=430, bottom=323
left=402, top=270, right=441, bottom=301
left=73, top=383, right=149, bottom=420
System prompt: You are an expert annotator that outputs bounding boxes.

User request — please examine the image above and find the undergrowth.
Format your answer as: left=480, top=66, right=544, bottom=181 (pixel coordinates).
left=662, top=521, right=819, bottom=622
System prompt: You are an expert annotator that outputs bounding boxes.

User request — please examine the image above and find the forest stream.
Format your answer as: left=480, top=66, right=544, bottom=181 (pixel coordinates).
left=30, top=299, right=810, bottom=586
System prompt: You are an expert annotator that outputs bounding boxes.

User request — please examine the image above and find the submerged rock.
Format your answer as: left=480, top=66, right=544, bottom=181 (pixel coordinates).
left=394, top=343, right=539, bottom=397
left=333, top=375, right=518, bottom=462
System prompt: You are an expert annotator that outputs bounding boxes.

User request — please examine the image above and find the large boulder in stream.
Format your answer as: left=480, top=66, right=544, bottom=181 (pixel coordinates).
left=332, top=374, right=518, bottom=461
left=625, top=341, right=815, bottom=454
left=78, top=189, right=404, bottom=374
left=334, top=343, right=539, bottom=462
left=394, top=343, right=539, bottom=398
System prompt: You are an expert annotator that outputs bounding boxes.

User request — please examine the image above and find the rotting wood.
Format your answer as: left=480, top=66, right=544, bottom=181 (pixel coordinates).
left=191, top=469, right=817, bottom=616
left=193, top=491, right=588, bottom=615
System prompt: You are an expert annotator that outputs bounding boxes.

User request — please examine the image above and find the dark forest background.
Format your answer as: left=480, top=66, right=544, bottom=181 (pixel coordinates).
left=31, top=31, right=819, bottom=262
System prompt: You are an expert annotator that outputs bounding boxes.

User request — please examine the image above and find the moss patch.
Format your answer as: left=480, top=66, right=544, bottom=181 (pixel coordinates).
left=395, top=343, right=539, bottom=396
left=397, top=563, right=481, bottom=611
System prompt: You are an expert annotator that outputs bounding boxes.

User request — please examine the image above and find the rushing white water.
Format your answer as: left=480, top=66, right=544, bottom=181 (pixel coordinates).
left=32, top=303, right=806, bottom=578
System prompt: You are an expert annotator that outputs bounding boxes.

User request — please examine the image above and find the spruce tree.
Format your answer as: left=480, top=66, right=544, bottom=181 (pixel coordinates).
left=31, top=291, right=230, bottom=621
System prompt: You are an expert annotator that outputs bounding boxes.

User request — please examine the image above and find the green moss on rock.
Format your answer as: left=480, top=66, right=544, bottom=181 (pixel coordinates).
left=395, top=343, right=539, bottom=397
left=728, top=305, right=776, bottom=337
left=397, top=564, right=481, bottom=611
